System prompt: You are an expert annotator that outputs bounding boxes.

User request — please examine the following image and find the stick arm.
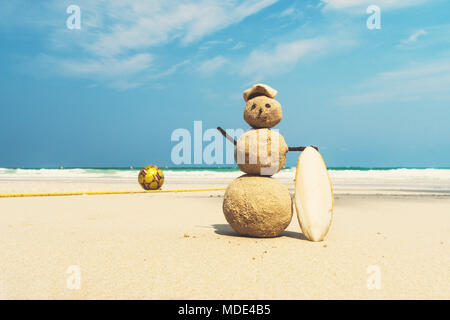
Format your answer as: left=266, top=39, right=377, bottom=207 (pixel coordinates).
left=216, top=127, right=237, bottom=145
left=288, top=146, right=319, bottom=152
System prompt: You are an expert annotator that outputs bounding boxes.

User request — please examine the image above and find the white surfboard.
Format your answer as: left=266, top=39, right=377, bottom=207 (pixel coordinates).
left=294, top=147, right=334, bottom=242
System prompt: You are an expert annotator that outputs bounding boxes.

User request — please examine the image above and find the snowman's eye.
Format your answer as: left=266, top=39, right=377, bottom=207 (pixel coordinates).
left=251, top=104, right=256, bottom=110
left=265, top=103, right=271, bottom=108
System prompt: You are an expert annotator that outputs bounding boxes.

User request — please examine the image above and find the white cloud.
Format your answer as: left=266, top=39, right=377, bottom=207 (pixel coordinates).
left=338, top=58, right=450, bottom=105
left=198, top=56, right=228, bottom=75
left=12, top=0, right=277, bottom=89
left=280, top=7, right=296, bottom=17
left=78, top=0, right=278, bottom=57
left=397, top=29, right=428, bottom=49
left=321, top=0, right=429, bottom=11
left=58, top=54, right=154, bottom=78
left=239, top=38, right=328, bottom=79
left=198, top=38, right=234, bottom=51
left=193, top=29, right=356, bottom=79
left=397, top=24, right=450, bottom=49
left=32, top=53, right=153, bottom=90
left=148, top=60, right=191, bottom=80
left=402, top=29, right=428, bottom=44
left=231, top=42, right=245, bottom=50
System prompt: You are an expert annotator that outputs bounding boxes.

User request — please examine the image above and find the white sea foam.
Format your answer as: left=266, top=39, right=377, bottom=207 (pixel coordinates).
left=1, top=168, right=450, bottom=193
left=1, top=167, right=449, bottom=179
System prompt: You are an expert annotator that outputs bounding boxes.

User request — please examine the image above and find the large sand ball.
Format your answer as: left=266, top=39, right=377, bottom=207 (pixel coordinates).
left=223, top=175, right=293, bottom=237
left=234, top=129, right=288, bottom=176
left=244, top=96, right=282, bottom=128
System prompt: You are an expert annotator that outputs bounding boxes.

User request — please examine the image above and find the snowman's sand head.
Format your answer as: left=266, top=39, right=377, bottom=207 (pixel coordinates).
left=244, top=96, right=282, bottom=128
left=243, top=84, right=282, bottom=128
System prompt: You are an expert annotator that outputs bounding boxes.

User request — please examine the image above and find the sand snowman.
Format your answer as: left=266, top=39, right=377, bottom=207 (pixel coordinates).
left=218, top=84, right=334, bottom=240
left=220, top=84, right=292, bottom=237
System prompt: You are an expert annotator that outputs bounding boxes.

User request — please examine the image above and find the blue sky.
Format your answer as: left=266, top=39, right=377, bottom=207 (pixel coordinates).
left=0, top=0, right=449, bottom=168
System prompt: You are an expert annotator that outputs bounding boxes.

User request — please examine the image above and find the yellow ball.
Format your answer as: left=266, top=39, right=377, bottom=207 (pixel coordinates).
left=138, top=165, right=164, bottom=190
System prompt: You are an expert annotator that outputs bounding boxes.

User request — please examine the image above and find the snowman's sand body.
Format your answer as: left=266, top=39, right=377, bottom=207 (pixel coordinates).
left=234, top=128, right=288, bottom=176
left=223, top=175, right=292, bottom=237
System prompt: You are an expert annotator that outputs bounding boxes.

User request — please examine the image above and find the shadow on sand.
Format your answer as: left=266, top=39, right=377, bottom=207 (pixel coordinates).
left=211, top=224, right=308, bottom=240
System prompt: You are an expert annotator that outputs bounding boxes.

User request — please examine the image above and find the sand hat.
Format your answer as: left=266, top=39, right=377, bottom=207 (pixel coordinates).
left=243, top=84, right=278, bottom=102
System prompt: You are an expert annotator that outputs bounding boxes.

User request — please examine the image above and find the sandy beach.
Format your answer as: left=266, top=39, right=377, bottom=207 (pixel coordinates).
left=0, top=172, right=449, bottom=300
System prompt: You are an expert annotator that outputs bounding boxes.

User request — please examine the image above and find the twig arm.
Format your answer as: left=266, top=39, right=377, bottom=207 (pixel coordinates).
left=288, top=146, right=319, bottom=152
left=217, top=127, right=237, bottom=145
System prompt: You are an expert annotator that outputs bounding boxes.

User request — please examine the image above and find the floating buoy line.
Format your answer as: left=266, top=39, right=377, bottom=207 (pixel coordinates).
left=0, top=188, right=226, bottom=198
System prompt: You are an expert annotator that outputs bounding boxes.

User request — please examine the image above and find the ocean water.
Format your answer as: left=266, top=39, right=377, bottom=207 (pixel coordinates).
left=1, top=167, right=450, bottom=194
